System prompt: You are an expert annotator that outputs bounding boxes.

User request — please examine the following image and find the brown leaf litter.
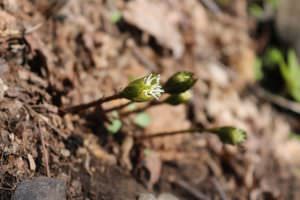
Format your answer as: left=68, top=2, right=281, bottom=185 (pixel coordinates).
left=0, top=0, right=300, bottom=199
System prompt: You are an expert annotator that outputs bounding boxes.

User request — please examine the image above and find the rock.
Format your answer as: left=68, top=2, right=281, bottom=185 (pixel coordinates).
left=137, top=193, right=179, bottom=200
left=138, top=193, right=156, bottom=200
left=158, top=193, right=180, bottom=200
left=276, top=0, right=300, bottom=58
left=13, top=177, right=66, bottom=200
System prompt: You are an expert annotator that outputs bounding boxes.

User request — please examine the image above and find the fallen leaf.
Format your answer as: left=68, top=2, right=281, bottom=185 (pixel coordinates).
left=120, top=136, right=134, bottom=170
left=143, top=149, right=162, bottom=189
left=123, top=0, right=184, bottom=58
left=27, top=153, right=36, bottom=171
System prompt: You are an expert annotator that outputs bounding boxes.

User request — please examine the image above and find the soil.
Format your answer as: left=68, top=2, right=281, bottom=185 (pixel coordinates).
left=1, top=0, right=300, bottom=200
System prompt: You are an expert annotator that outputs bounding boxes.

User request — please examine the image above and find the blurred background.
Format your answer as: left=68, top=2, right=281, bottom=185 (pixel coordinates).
left=1, top=0, right=300, bottom=199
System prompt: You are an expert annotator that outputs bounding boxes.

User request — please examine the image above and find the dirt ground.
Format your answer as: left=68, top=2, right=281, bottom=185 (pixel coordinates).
left=1, top=0, right=300, bottom=199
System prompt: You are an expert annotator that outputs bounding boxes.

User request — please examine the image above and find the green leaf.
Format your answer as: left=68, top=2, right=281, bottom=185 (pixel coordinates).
left=249, top=4, right=264, bottom=18
left=106, top=119, right=122, bottom=134
left=254, top=57, right=263, bottom=81
left=110, top=10, right=122, bottom=24
left=279, top=49, right=300, bottom=102
left=289, top=132, right=300, bottom=140
left=143, top=148, right=152, bottom=156
left=134, top=112, right=151, bottom=128
left=264, top=48, right=284, bottom=67
left=287, top=50, right=300, bottom=74
left=267, top=0, right=279, bottom=9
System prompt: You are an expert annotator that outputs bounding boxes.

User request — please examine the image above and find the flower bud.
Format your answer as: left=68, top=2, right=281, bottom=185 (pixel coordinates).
left=208, top=126, right=247, bottom=145
left=120, top=73, right=164, bottom=102
left=165, top=90, right=192, bottom=105
left=164, top=71, right=197, bottom=94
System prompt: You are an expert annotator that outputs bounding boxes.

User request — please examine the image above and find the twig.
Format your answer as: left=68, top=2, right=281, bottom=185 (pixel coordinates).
left=24, top=105, right=68, bottom=139
left=38, top=121, right=51, bottom=177
left=60, top=93, right=121, bottom=115
left=136, top=128, right=200, bottom=140
left=0, top=186, right=14, bottom=191
left=252, top=86, right=300, bottom=115
left=120, top=101, right=163, bottom=116
left=104, top=101, right=132, bottom=113
left=199, top=0, right=221, bottom=14
left=211, top=178, right=228, bottom=200
left=25, top=23, right=44, bottom=35
left=168, top=176, right=210, bottom=200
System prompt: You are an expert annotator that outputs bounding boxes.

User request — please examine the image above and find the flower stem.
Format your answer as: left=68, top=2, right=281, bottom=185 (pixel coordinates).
left=120, top=100, right=164, bottom=116
left=60, top=93, right=122, bottom=115
left=104, top=101, right=133, bottom=113
left=136, top=128, right=204, bottom=140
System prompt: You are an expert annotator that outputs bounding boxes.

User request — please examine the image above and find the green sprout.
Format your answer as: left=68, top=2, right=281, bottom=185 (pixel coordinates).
left=118, top=90, right=193, bottom=116
left=137, top=126, right=247, bottom=146
left=164, top=71, right=197, bottom=94
left=107, top=76, right=196, bottom=116
left=120, top=73, right=164, bottom=102
left=106, top=119, right=122, bottom=134
left=165, top=90, right=192, bottom=106
left=110, top=10, right=122, bottom=24
left=208, top=126, right=247, bottom=145
left=105, top=111, right=122, bottom=134
left=134, top=112, right=151, bottom=128
left=60, top=73, right=164, bottom=114
left=279, top=50, right=300, bottom=102
left=259, top=48, right=300, bottom=102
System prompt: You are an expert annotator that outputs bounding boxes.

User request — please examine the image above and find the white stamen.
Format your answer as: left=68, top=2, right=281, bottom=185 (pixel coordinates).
left=144, top=74, right=153, bottom=85
left=143, top=74, right=164, bottom=100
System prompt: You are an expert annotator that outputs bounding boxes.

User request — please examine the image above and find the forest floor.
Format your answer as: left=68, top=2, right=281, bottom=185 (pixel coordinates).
left=1, top=0, right=300, bottom=199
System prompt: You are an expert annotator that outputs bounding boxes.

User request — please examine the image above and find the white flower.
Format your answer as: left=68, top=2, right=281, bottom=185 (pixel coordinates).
left=121, top=73, right=164, bottom=102
left=143, top=74, right=164, bottom=100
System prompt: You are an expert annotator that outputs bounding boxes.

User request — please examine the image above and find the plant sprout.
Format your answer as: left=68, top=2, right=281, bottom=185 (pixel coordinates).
left=120, top=73, right=164, bottom=102
left=60, top=73, right=164, bottom=114
left=60, top=71, right=248, bottom=146
left=164, top=71, right=197, bottom=94
left=137, top=126, right=247, bottom=146
left=165, top=90, right=192, bottom=106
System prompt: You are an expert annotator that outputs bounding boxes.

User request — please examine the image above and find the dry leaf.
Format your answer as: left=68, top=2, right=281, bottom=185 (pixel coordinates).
left=123, top=0, right=184, bottom=58
left=143, top=150, right=161, bottom=189
left=120, top=136, right=134, bottom=170
left=27, top=153, right=36, bottom=171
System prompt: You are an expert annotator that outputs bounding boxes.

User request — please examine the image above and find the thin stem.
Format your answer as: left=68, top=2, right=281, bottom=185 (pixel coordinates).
left=60, top=93, right=121, bottom=115
left=136, top=128, right=205, bottom=140
left=120, top=100, right=164, bottom=116
left=104, top=101, right=133, bottom=113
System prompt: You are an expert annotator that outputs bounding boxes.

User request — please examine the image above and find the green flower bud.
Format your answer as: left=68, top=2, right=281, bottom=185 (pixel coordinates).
left=165, top=90, right=192, bottom=105
left=164, top=71, right=197, bottom=94
left=120, top=73, right=164, bottom=102
left=208, top=126, right=247, bottom=145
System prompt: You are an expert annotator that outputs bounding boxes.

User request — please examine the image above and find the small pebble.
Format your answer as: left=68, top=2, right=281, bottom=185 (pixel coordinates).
left=13, top=177, right=66, bottom=200
left=158, top=193, right=180, bottom=200
left=138, top=193, right=156, bottom=200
